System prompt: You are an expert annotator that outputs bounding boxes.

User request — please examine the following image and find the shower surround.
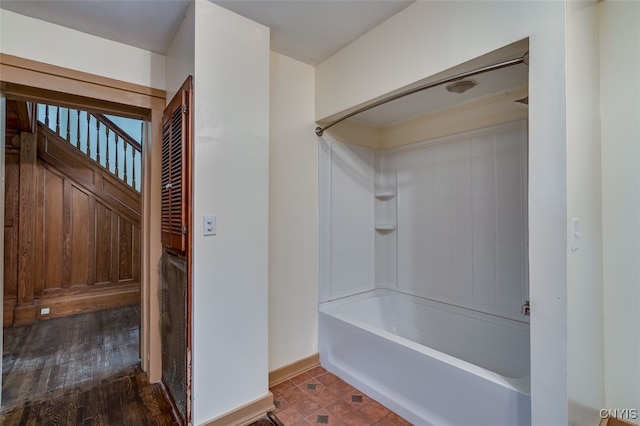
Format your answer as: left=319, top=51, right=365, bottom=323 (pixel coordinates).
left=318, top=120, right=530, bottom=425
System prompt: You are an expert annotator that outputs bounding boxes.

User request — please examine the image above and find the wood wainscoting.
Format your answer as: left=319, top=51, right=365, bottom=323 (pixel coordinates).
left=4, top=119, right=141, bottom=326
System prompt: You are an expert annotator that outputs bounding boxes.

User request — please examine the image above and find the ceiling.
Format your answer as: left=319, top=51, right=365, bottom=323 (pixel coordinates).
left=212, top=1, right=413, bottom=65
left=0, top=0, right=413, bottom=65
left=0, top=0, right=527, bottom=125
left=0, top=0, right=192, bottom=56
left=352, top=63, right=528, bottom=127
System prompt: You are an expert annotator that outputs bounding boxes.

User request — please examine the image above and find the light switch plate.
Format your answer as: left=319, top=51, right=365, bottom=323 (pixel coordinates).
left=572, top=218, right=580, bottom=251
left=203, top=214, right=216, bottom=236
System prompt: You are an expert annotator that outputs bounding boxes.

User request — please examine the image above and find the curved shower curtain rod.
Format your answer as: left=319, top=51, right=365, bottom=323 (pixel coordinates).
left=314, top=51, right=529, bottom=137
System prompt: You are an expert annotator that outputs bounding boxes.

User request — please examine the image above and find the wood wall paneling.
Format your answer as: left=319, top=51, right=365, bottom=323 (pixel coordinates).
left=3, top=152, right=20, bottom=326
left=43, top=166, right=64, bottom=290
left=70, top=186, right=90, bottom=287
left=4, top=152, right=19, bottom=297
left=119, top=217, right=133, bottom=281
left=133, top=224, right=140, bottom=284
left=95, top=202, right=113, bottom=285
left=34, top=160, right=43, bottom=297
left=111, top=211, right=119, bottom=284
left=5, top=121, right=142, bottom=325
left=15, top=132, right=37, bottom=324
left=88, top=195, right=96, bottom=286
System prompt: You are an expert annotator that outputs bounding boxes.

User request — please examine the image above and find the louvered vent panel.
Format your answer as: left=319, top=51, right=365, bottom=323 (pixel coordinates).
left=161, top=119, right=172, bottom=236
left=161, top=77, right=191, bottom=254
left=170, top=106, right=183, bottom=237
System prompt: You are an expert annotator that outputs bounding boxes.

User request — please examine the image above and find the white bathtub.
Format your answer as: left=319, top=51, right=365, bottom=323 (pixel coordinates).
left=319, top=289, right=531, bottom=426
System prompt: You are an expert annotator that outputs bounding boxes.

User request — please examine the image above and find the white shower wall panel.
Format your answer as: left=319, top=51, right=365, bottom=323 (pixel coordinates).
left=396, top=121, right=528, bottom=321
left=374, top=151, right=397, bottom=288
left=327, top=140, right=375, bottom=300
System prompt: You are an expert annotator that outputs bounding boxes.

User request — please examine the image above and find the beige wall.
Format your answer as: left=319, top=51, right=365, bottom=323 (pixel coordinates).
left=566, top=1, right=605, bottom=425
left=165, top=1, right=195, bottom=103
left=600, top=0, right=640, bottom=414
left=325, top=120, right=381, bottom=149
left=315, top=2, right=569, bottom=423
left=0, top=9, right=165, bottom=90
left=191, top=1, right=270, bottom=423
left=268, top=52, right=318, bottom=371
left=317, top=3, right=542, bottom=122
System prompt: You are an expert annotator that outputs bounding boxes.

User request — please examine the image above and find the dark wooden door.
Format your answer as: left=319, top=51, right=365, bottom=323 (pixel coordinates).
left=160, top=76, right=193, bottom=426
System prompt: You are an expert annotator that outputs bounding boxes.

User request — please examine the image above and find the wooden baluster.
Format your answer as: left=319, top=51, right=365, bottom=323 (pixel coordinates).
left=135, top=121, right=142, bottom=189
left=115, top=134, right=120, bottom=177
left=86, top=113, right=91, bottom=157
left=66, top=109, right=71, bottom=141
left=132, top=148, right=136, bottom=189
left=105, top=127, right=110, bottom=171
left=123, top=142, right=128, bottom=184
left=76, top=110, right=81, bottom=149
left=96, top=120, right=101, bottom=164
left=56, top=107, right=60, bottom=134
left=45, top=105, right=49, bottom=127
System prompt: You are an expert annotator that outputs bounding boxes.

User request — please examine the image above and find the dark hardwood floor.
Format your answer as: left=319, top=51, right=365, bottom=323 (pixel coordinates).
left=2, top=306, right=140, bottom=413
left=1, top=306, right=281, bottom=425
left=1, top=365, right=178, bottom=425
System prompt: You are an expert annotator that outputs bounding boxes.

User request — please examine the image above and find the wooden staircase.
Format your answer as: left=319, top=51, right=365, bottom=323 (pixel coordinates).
left=4, top=101, right=142, bottom=326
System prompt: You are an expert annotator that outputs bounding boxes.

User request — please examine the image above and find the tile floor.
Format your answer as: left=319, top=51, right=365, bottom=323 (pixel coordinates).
left=269, top=366, right=412, bottom=426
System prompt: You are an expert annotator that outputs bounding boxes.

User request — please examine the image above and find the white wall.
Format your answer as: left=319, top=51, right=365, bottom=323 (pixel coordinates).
left=165, top=2, right=195, bottom=103
left=191, top=1, right=270, bottom=424
left=268, top=52, right=319, bottom=371
left=565, top=1, right=605, bottom=425
left=316, top=2, right=569, bottom=424
left=600, top=0, right=640, bottom=414
left=0, top=9, right=165, bottom=90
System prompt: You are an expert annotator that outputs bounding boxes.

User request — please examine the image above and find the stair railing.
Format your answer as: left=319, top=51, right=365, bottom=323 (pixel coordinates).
left=38, top=104, right=142, bottom=192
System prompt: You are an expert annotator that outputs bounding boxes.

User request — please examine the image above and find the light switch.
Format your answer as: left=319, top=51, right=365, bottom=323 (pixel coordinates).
left=203, top=214, right=216, bottom=236
left=572, top=218, right=580, bottom=252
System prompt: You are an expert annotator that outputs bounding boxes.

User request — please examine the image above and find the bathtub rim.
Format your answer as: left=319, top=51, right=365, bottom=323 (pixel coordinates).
left=319, top=288, right=531, bottom=396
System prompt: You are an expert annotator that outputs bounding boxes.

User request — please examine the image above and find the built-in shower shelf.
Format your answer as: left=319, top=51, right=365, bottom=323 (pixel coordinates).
left=374, top=191, right=396, bottom=199
left=375, top=224, right=396, bottom=231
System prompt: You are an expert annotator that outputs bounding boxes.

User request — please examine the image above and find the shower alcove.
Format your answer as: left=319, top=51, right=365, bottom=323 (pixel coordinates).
left=318, top=41, right=531, bottom=426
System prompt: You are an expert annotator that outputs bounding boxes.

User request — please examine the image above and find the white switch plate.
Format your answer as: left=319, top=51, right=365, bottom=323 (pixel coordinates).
left=572, top=218, right=581, bottom=252
left=203, top=214, right=216, bottom=236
